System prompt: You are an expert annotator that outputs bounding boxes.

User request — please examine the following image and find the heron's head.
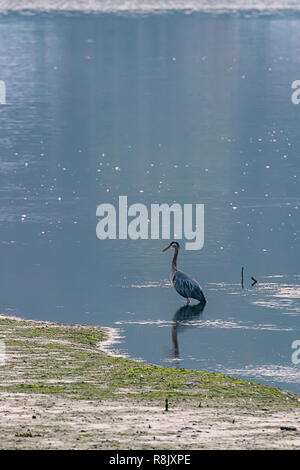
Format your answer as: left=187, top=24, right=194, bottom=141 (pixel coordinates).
left=162, top=241, right=180, bottom=252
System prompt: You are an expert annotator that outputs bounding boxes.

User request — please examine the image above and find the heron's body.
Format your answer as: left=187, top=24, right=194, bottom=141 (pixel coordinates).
left=172, top=270, right=206, bottom=303
left=162, top=241, right=206, bottom=304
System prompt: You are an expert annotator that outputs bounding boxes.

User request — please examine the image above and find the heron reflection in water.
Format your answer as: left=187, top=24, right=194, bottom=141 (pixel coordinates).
left=162, top=241, right=206, bottom=304
left=172, top=302, right=206, bottom=357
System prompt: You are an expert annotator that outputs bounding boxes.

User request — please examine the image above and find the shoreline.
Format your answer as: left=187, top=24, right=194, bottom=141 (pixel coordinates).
left=98, top=325, right=129, bottom=360
left=0, top=314, right=300, bottom=449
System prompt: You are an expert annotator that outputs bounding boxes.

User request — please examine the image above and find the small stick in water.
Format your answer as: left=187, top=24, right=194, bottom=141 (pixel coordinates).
left=251, top=276, right=258, bottom=287
left=241, top=267, right=244, bottom=289
left=165, top=398, right=169, bottom=412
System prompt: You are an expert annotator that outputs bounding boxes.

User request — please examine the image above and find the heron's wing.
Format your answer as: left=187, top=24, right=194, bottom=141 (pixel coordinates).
left=173, top=271, right=205, bottom=301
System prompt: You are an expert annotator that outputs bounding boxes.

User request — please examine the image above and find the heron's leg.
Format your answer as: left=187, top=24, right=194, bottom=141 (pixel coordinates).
left=186, top=297, right=190, bottom=305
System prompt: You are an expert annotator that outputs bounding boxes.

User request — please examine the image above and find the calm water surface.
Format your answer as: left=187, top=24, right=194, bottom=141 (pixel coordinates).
left=1, top=12, right=300, bottom=393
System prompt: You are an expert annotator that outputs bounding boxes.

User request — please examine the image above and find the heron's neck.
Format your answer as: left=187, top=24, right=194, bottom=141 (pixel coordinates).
left=171, top=247, right=179, bottom=275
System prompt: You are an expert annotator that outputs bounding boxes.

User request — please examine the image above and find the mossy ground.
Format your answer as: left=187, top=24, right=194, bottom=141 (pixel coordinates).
left=0, top=316, right=299, bottom=410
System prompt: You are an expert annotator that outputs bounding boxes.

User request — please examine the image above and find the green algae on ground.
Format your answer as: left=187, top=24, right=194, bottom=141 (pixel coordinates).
left=0, top=316, right=299, bottom=407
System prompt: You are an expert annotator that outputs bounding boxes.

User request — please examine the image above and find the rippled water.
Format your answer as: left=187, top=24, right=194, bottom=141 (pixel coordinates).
left=1, top=11, right=300, bottom=393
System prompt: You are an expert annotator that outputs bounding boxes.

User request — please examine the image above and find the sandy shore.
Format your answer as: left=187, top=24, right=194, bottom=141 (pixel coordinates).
left=0, top=315, right=300, bottom=450
left=1, top=394, right=300, bottom=450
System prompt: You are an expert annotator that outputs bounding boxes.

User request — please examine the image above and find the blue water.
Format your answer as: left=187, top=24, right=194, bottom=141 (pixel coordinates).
left=1, top=11, right=300, bottom=393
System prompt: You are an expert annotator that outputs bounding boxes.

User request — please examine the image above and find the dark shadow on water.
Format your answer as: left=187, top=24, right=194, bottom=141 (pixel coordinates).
left=171, top=301, right=206, bottom=358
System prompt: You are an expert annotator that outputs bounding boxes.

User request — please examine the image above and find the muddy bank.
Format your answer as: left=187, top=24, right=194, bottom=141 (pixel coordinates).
left=0, top=315, right=299, bottom=450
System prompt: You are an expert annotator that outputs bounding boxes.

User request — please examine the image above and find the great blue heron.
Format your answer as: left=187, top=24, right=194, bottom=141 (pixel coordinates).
left=162, top=241, right=206, bottom=305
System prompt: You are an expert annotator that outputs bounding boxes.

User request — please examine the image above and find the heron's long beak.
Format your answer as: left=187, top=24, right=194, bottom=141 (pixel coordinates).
left=162, top=244, right=171, bottom=252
